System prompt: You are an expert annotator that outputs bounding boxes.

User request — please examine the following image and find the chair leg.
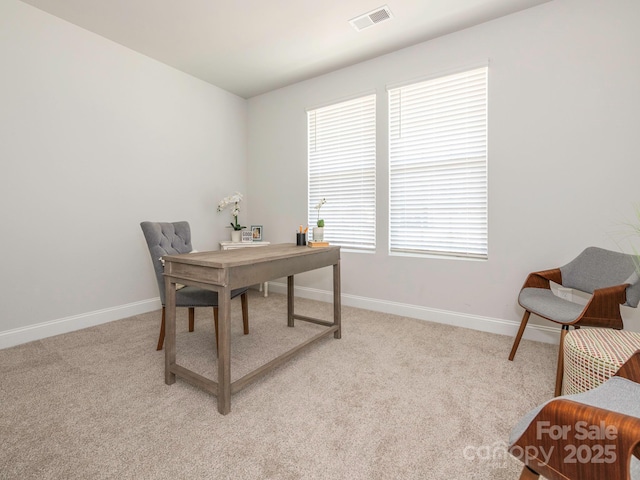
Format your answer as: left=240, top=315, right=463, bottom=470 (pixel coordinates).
left=509, top=310, right=531, bottom=361
left=555, top=325, right=569, bottom=396
left=188, top=307, right=195, bottom=332
left=241, top=291, right=249, bottom=335
left=156, top=307, right=166, bottom=351
left=213, top=307, right=219, bottom=350
left=518, top=466, right=540, bottom=480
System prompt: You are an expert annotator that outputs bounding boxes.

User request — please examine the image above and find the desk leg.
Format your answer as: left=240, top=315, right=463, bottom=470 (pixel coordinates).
left=333, top=260, right=341, bottom=339
left=164, top=277, right=176, bottom=384
left=287, top=275, right=294, bottom=327
left=217, top=286, right=232, bottom=415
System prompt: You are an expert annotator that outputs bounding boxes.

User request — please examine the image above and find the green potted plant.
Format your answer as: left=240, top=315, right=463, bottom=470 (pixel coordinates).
left=626, top=205, right=640, bottom=273
left=313, top=198, right=326, bottom=242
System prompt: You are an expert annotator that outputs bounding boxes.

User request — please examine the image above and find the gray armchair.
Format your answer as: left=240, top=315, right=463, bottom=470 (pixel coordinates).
left=508, top=350, right=640, bottom=480
left=140, top=221, right=249, bottom=350
left=509, top=247, right=640, bottom=395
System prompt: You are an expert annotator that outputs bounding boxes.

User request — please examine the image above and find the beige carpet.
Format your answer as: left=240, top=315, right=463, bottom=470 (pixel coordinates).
left=0, top=290, right=557, bottom=479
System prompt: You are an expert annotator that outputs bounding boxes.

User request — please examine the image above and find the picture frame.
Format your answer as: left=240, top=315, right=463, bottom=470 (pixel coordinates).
left=251, top=225, right=263, bottom=241
left=241, top=230, right=253, bottom=243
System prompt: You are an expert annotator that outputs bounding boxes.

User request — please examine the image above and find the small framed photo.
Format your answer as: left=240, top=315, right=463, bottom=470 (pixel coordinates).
left=241, top=230, right=253, bottom=243
left=251, top=225, right=263, bottom=241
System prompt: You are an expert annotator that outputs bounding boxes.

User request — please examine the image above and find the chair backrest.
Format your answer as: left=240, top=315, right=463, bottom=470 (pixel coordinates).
left=560, top=246, right=640, bottom=307
left=140, top=221, right=192, bottom=304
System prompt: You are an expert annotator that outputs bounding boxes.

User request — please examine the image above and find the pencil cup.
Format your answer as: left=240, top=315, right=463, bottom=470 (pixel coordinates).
left=296, top=232, right=307, bottom=246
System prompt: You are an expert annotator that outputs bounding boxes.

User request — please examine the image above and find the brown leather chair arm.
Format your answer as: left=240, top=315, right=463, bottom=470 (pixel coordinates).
left=576, top=283, right=628, bottom=329
left=522, top=268, right=563, bottom=290
left=510, top=398, right=640, bottom=480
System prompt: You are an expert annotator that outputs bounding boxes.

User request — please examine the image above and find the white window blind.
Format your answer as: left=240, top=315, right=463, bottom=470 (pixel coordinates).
left=308, top=94, right=376, bottom=250
left=388, top=67, right=488, bottom=258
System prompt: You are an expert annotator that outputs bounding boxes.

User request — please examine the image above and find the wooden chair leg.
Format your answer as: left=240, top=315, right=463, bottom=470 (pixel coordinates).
left=188, top=307, right=195, bottom=332
left=518, top=466, right=540, bottom=480
left=213, top=307, right=219, bottom=350
left=555, top=325, right=569, bottom=396
left=241, top=291, right=249, bottom=335
left=509, top=310, right=531, bottom=361
left=156, top=307, right=166, bottom=351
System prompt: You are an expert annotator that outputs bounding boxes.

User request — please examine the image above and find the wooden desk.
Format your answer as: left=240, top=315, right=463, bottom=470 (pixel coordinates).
left=162, top=243, right=341, bottom=414
left=219, top=241, right=271, bottom=297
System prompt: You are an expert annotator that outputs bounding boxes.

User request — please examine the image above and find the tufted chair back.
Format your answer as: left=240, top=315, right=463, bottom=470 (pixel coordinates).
left=140, top=221, right=192, bottom=305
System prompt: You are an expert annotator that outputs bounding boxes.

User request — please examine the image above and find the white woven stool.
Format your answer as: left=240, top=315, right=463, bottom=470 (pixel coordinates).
left=562, top=328, right=640, bottom=395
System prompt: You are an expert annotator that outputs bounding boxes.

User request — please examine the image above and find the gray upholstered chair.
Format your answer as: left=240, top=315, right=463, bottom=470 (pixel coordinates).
left=509, top=247, right=640, bottom=395
left=140, top=221, right=249, bottom=350
left=508, top=350, right=640, bottom=480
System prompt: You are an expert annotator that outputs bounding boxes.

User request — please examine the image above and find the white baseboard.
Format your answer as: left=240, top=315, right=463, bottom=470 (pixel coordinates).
left=0, top=298, right=161, bottom=350
left=1, top=285, right=560, bottom=350
left=268, top=282, right=561, bottom=345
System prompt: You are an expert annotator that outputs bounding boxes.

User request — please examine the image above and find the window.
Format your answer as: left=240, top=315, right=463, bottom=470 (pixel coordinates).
left=308, top=94, right=376, bottom=250
left=388, top=66, right=488, bottom=259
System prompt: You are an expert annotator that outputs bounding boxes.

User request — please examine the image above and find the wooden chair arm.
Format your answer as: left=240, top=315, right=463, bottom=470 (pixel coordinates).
left=575, top=283, right=628, bottom=328
left=616, top=350, right=640, bottom=383
left=522, top=268, right=563, bottom=290
left=510, top=398, right=640, bottom=480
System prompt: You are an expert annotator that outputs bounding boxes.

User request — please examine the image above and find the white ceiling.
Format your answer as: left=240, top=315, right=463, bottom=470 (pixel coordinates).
left=19, top=0, right=551, bottom=98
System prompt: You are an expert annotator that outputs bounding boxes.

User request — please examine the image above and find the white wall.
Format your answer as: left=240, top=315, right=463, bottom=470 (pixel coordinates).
left=0, top=0, right=248, bottom=347
left=247, top=0, right=640, bottom=341
left=2, top=0, right=639, bottom=350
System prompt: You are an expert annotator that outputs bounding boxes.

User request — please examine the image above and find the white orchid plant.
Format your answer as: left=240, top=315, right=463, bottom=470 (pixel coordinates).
left=314, top=198, right=326, bottom=227
left=217, top=192, right=246, bottom=231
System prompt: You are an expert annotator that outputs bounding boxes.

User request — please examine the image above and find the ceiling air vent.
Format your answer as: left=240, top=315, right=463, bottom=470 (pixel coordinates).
left=349, top=5, right=393, bottom=32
